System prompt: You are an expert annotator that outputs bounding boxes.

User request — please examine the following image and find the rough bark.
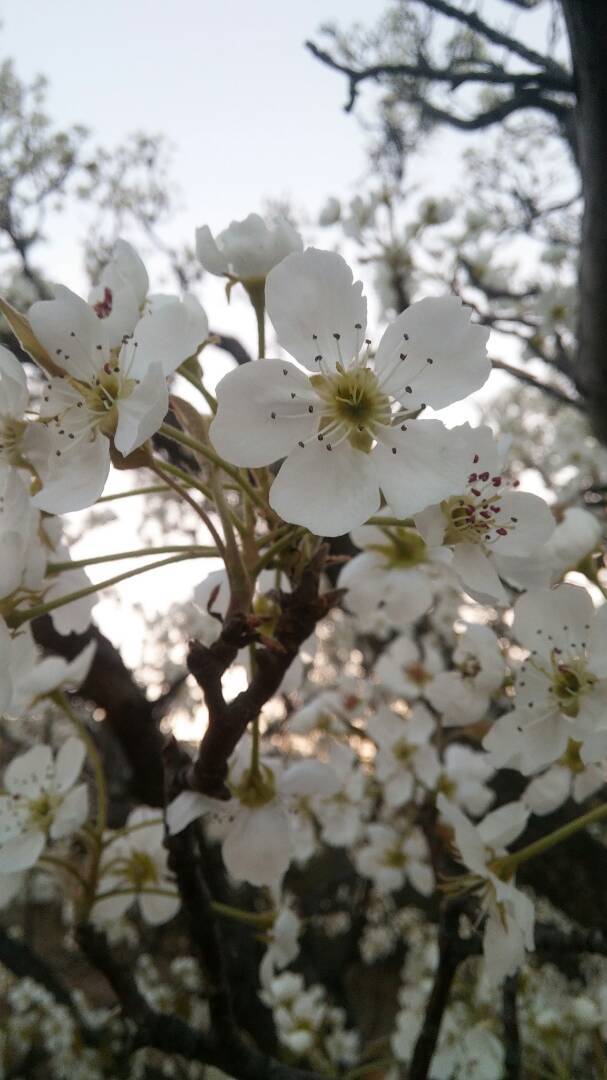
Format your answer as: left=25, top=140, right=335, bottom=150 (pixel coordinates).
left=562, top=1, right=607, bottom=441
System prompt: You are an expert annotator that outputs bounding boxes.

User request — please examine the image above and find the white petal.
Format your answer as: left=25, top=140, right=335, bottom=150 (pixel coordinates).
left=210, top=359, right=315, bottom=467
left=280, top=760, right=340, bottom=798
left=436, top=795, right=487, bottom=876
left=375, top=298, right=489, bottom=408
left=513, top=584, right=594, bottom=661
left=0, top=345, right=28, bottom=416
left=5, top=745, right=51, bottom=797
left=0, top=829, right=45, bottom=872
left=54, top=737, right=87, bottom=794
left=166, top=790, right=216, bottom=834
left=452, top=545, right=508, bottom=605
left=50, top=783, right=89, bottom=839
left=29, top=285, right=109, bottom=380
left=374, top=420, right=468, bottom=519
left=122, top=301, right=201, bottom=379
left=269, top=439, right=380, bottom=536
left=490, top=492, right=554, bottom=556
left=523, top=767, right=570, bottom=815
left=32, top=435, right=111, bottom=514
left=222, top=803, right=290, bottom=887
left=478, top=801, right=528, bottom=849
left=265, top=248, right=367, bottom=372
left=114, top=364, right=168, bottom=455
left=195, top=225, right=230, bottom=275
left=139, top=889, right=180, bottom=925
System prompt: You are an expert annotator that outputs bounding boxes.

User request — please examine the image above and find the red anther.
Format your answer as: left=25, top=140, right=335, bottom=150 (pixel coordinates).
left=496, top=527, right=508, bottom=535
left=478, top=471, right=490, bottom=481
left=491, top=476, right=502, bottom=487
left=473, top=454, right=479, bottom=464
left=471, top=488, right=481, bottom=497
left=93, top=286, right=113, bottom=319
left=468, top=473, right=478, bottom=483
left=480, top=510, right=491, bottom=519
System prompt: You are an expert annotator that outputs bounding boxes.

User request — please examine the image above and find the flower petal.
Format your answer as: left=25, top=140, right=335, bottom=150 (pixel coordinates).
left=269, top=439, right=380, bottom=536
left=210, top=359, right=315, bottom=467
left=265, top=248, right=367, bottom=372
left=374, top=420, right=467, bottom=519
left=29, top=285, right=109, bottom=380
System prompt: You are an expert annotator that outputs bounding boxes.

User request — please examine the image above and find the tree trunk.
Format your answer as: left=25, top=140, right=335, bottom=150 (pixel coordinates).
left=562, top=0, right=607, bottom=441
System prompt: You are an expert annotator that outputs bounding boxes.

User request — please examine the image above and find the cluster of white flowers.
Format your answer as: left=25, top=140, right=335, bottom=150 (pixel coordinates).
left=1, top=210, right=607, bottom=1078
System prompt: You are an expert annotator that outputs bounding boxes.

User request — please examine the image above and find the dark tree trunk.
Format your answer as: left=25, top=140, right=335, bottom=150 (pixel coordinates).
left=562, top=1, right=607, bottom=441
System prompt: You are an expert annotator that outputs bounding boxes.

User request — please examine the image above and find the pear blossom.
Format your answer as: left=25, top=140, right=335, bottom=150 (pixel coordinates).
left=438, top=744, right=496, bottom=817
left=496, top=506, right=602, bottom=591
left=425, top=624, right=506, bottom=726
left=483, top=585, right=607, bottom=774
left=27, top=284, right=208, bottom=512
left=313, top=742, right=369, bottom=848
left=0, top=738, right=88, bottom=873
left=437, top=794, right=534, bottom=984
left=375, top=632, right=444, bottom=701
left=259, top=904, right=301, bottom=987
left=4, top=624, right=96, bottom=716
left=210, top=248, right=490, bottom=535
left=523, top=758, right=604, bottom=816
left=415, top=424, right=554, bottom=604
left=367, top=704, right=440, bottom=808
left=167, top=752, right=339, bottom=889
left=93, top=806, right=180, bottom=926
left=355, top=822, right=434, bottom=896
left=196, top=212, right=302, bottom=281
left=340, top=514, right=450, bottom=634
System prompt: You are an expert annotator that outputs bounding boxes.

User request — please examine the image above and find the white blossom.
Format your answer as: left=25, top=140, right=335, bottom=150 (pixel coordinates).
left=210, top=248, right=489, bottom=535
left=0, top=738, right=88, bottom=873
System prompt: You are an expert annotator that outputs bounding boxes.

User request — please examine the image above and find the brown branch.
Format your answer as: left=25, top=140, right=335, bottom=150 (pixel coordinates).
left=411, top=0, right=568, bottom=76
left=502, top=975, right=521, bottom=1080
left=77, top=920, right=325, bottom=1080
left=186, top=546, right=340, bottom=797
left=491, top=357, right=585, bottom=410
left=305, top=40, right=573, bottom=113
left=408, top=904, right=461, bottom=1079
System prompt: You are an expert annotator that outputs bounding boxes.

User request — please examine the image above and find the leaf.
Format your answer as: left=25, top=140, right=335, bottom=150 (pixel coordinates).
left=0, top=297, right=65, bottom=377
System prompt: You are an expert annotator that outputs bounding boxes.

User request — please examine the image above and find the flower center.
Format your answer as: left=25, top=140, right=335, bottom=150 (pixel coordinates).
left=393, top=738, right=415, bottom=765
left=232, top=764, right=276, bottom=808
left=383, top=845, right=407, bottom=869
left=550, top=654, right=596, bottom=718
left=124, top=850, right=159, bottom=889
left=368, top=527, right=428, bottom=569
left=311, top=364, right=390, bottom=452
left=28, top=792, right=60, bottom=831
left=440, top=494, right=511, bottom=546
left=74, top=365, right=136, bottom=437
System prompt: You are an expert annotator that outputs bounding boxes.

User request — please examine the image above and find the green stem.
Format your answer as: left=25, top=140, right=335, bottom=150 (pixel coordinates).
left=494, top=801, right=607, bottom=877
left=253, top=526, right=306, bottom=575
left=149, top=459, right=226, bottom=555
left=245, top=280, right=266, bottom=358
left=39, top=853, right=89, bottom=890
left=159, top=424, right=267, bottom=511
left=210, top=899, right=275, bottom=928
left=365, top=515, right=414, bottom=527
left=52, top=692, right=107, bottom=834
left=178, top=361, right=218, bottom=413
left=96, top=483, right=191, bottom=503
left=8, top=552, right=205, bottom=628
left=47, top=544, right=218, bottom=572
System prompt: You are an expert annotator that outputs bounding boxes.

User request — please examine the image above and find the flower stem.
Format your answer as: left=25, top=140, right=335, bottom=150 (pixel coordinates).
left=159, top=423, right=267, bottom=511
left=47, top=544, right=218, bottom=572
left=493, top=801, right=607, bottom=877
left=8, top=552, right=206, bottom=628
left=253, top=526, right=307, bottom=574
